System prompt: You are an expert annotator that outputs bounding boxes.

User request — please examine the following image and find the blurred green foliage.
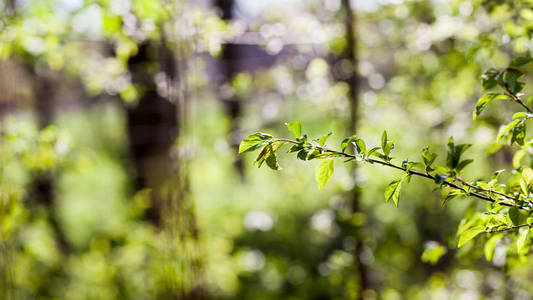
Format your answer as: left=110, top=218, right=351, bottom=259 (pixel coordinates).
left=1, top=0, right=533, bottom=299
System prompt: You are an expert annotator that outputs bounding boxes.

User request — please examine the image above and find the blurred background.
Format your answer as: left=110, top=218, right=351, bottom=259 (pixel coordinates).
left=1, top=0, right=533, bottom=299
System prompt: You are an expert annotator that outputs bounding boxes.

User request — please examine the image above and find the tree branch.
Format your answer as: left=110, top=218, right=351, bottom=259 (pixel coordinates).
left=275, top=138, right=530, bottom=211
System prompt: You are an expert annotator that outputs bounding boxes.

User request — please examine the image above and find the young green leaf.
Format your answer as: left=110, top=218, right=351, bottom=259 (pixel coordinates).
left=354, top=139, right=366, bottom=156
left=509, top=207, right=520, bottom=226
left=446, top=137, right=471, bottom=170
left=318, top=133, right=332, bottom=147
left=367, top=147, right=381, bottom=158
left=503, top=68, right=525, bottom=94
left=383, top=141, right=394, bottom=158
left=265, top=146, right=281, bottom=170
left=511, top=122, right=526, bottom=146
left=517, top=228, right=530, bottom=254
left=527, top=96, right=533, bottom=108
left=307, top=148, right=322, bottom=160
left=484, top=234, right=503, bottom=261
left=457, top=225, right=485, bottom=248
left=385, top=175, right=408, bottom=207
left=512, top=112, right=528, bottom=119
left=441, top=188, right=462, bottom=207
left=285, top=122, right=302, bottom=138
left=421, top=147, right=438, bottom=171
left=254, top=143, right=281, bottom=170
left=481, top=69, right=501, bottom=91
left=239, top=133, right=274, bottom=154
left=381, top=130, right=387, bottom=152
left=316, top=159, right=334, bottom=190
left=297, top=149, right=310, bottom=160
left=456, top=159, right=474, bottom=173
left=509, top=57, right=533, bottom=67
left=497, top=119, right=521, bottom=142
left=341, top=135, right=357, bottom=153
left=473, top=93, right=508, bottom=119
left=288, top=145, right=303, bottom=153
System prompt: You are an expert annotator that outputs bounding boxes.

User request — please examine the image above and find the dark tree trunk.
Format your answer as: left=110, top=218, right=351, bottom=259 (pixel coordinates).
left=126, top=41, right=178, bottom=227
left=31, top=69, right=71, bottom=254
left=215, top=0, right=245, bottom=178
left=125, top=38, right=206, bottom=299
left=338, top=0, right=369, bottom=297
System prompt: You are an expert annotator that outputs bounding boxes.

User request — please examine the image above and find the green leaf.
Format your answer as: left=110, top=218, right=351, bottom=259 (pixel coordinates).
left=367, top=147, right=381, bottom=158
left=316, top=159, right=334, bottom=190
left=527, top=96, right=533, bottom=108
left=341, top=136, right=357, bottom=153
left=288, top=145, right=303, bottom=153
left=446, top=137, right=471, bottom=170
left=254, top=143, right=281, bottom=170
left=517, top=228, right=530, bottom=254
left=473, top=93, right=508, bottom=119
left=318, top=133, right=331, bottom=147
left=441, top=188, right=462, bottom=206
left=383, top=141, right=394, bottom=158
left=503, top=68, right=525, bottom=94
left=421, top=241, right=447, bottom=265
left=513, top=149, right=527, bottom=169
left=481, top=69, right=501, bottom=91
left=496, top=119, right=521, bottom=142
left=285, top=122, right=302, bottom=138
left=421, top=147, right=438, bottom=171
left=456, top=159, right=474, bottom=173
left=522, top=168, right=533, bottom=183
left=484, top=234, right=503, bottom=261
left=265, top=145, right=281, bottom=170
left=381, top=131, right=388, bottom=152
left=513, top=112, right=529, bottom=119
left=354, top=139, right=366, bottom=156
left=457, top=225, right=486, bottom=248
left=509, top=207, right=520, bottom=226
left=385, top=175, right=408, bottom=207
left=307, top=148, right=321, bottom=160
left=239, top=133, right=274, bottom=154
left=297, top=149, right=309, bottom=160
left=509, top=57, right=533, bottom=67
left=511, top=122, right=526, bottom=146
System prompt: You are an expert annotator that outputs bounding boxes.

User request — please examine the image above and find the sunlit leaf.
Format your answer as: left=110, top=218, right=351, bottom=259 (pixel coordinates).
left=517, top=228, right=530, bottom=255
left=484, top=234, right=503, bottom=261
left=473, top=93, right=507, bottom=119
left=239, top=133, right=274, bottom=154
left=316, top=159, right=334, bottom=190
left=457, top=225, right=485, bottom=248
left=285, top=122, right=302, bottom=138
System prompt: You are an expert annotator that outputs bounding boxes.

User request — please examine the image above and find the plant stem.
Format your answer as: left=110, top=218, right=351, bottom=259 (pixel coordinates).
left=486, top=223, right=531, bottom=233
left=455, top=177, right=521, bottom=204
left=275, top=138, right=530, bottom=211
left=505, top=88, right=532, bottom=113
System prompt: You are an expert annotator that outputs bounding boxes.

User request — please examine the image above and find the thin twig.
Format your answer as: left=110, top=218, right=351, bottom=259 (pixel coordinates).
left=275, top=138, right=530, bottom=211
left=486, top=223, right=531, bottom=233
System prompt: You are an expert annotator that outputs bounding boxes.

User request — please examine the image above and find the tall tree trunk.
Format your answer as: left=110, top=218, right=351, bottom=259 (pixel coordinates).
left=126, top=41, right=178, bottom=226
left=30, top=68, right=71, bottom=254
left=215, top=0, right=244, bottom=178
left=339, top=1, right=369, bottom=298
left=126, top=37, right=205, bottom=299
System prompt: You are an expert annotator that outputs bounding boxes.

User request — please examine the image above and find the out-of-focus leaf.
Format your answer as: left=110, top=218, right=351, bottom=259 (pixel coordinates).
left=484, top=234, right=503, bottom=261
left=316, top=159, right=334, bottom=190
left=457, top=225, right=485, bottom=248
left=473, top=93, right=507, bottom=119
